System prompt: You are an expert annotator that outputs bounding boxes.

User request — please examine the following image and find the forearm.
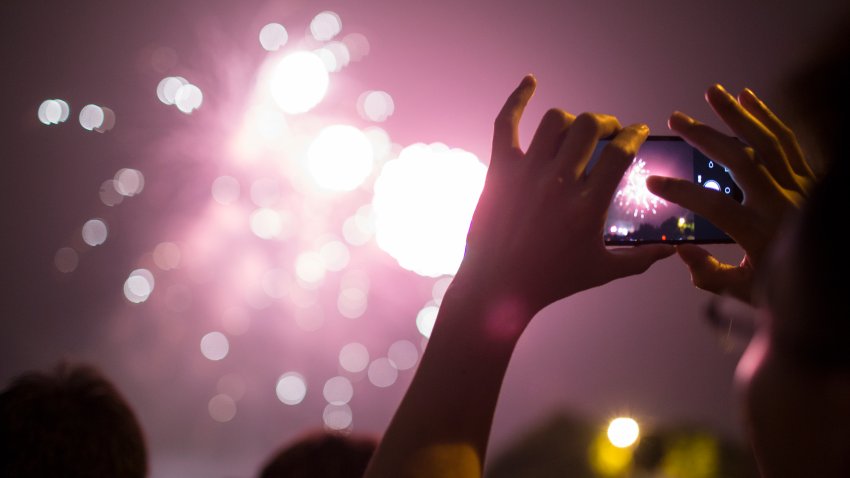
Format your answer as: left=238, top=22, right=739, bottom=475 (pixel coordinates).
left=363, top=291, right=531, bottom=478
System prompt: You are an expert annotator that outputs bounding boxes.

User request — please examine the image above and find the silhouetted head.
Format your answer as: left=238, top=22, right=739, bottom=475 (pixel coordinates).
left=258, top=429, right=378, bottom=478
left=735, top=12, right=850, bottom=477
left=0, top=362, right=148, bottom=478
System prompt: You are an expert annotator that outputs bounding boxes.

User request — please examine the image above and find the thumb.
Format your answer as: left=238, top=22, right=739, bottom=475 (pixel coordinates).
left=609, top=244, right=675, bottom=277
left=676, top=244, right=753, bottom=301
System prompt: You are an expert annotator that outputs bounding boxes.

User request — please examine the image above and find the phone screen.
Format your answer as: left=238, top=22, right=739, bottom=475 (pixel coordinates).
left=591, top=136, right=743, bottom=245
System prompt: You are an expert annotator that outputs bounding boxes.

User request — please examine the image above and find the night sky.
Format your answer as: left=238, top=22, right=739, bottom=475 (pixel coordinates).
left=2, top=1, right=846, bottom=476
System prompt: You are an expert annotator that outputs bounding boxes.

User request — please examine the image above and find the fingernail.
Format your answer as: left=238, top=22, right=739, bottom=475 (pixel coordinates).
left=668, top=111, right=695, bottom=130
left=638, top=123, right=650, bottom=133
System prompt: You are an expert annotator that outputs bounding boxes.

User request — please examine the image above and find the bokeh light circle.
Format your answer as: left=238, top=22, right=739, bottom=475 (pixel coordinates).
left=259, top=22, right=288, bottom=51
left=307, top=125, right=374, bottom=191
left=38, top=99, right=69, bottom=125
left=200, top=331, right=230, bottom=361
left=310, top=11, right=342, bottom=41
left=81, top=218, right=108, bottom=246
left=124, top=268, right=155, bottom=303
left=157, top=76, right=187, bottom=105
left=114, top=168, right=144, bottom=196
left=607, top=417, right=640, bottom=448
left=54, top=247, right=79, bottom=273
left=372, top=143, right=486, bottom=277
left=388, top=340, right=419, bottom=370
left=323, top=376, right=354, bottom=405
left=212, top=176, right=241, bottom=205
left=276, top=372, right=307, bottom=405
left=416, top=304, right=439, bottom=339
left=79, top=104, right=104, bottom=131
left=323, top=404, right=353, bottom=431
left=208, top=394, right=237, bottom=422
left=367, top=358, right=398, bottom=388
left=358, top=91, right=394, bottom=122
left=270, top=51, right=329, bottom=114
left=339, top=342, right=370, bottom=373
left=175, top=84, right=203, bottom=113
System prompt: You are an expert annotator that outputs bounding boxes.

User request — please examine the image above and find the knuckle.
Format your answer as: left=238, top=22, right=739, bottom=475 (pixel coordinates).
left=574, top=112, right=603, bottom=134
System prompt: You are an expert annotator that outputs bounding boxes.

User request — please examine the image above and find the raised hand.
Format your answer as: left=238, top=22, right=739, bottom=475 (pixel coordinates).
left=647, top=84, right=816, bottom=303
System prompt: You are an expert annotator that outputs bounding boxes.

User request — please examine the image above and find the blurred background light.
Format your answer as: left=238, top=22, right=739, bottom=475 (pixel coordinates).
left=357, top=90, right=395, bottom=122
left=270, top=51, right=329, bottom=114
left=99, top=179, right=125, bottom=206
left=175, top=83, right=203, bottom=114
left=276, top=372, right=307, bottom=405
left=372, top=143, right=486, bottom=277
left=323, top=376, right=354, bottom=405
left=322, top=403, right=352, bottom=431
left=37, top=99, right=69, bottom=125
left=79, top=104, right=105, bottom=131
left=307, top=124, right=374, bottom=191
left=208, top=394, right=237, bottom=422
left=212, top=176, right=241, bottom=205
left=124, top=268, right=155, bottom=303
left=200, top=331, right=230, bottom=361
left=367, top=357, right=398, bottom=388
left=339, top=342, right=370, bottom=373
left=310, top=11, right=342, bottom=41
left=387, top=339, right=418, bottom=370
left=114, top=168, right=145, bottom=196
left=153, top=241, right=181, bottom=270
left=415, top=304, right=438, bottom=338
left=259, top=22, right=288, bottom=51
left=608, top=417, right=641, bottom=448
left=81, top=218, right=108, bottom=246
left=54, top=247, right=78, bottom=273
left=157, top=76, right=187, bottom=105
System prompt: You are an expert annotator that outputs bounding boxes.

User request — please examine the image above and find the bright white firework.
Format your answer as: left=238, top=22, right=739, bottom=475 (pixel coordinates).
left=615, top=157, right=667, bottom=219
left=372, top=143, right=486, bottom=277
left=270, top=51, right=329, bottom=114
left=307, top=125, right=374, bottom=191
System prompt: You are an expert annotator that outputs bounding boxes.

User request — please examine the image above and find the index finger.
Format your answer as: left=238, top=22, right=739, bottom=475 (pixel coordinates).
left=491, top=75, right=537, bottom=165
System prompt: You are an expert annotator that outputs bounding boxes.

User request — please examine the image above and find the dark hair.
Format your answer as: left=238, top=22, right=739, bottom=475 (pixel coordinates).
left=258, top=430, right=377, bottom=478
left=770, top=12, right=850, bottom=370
left=0, top=362, right=148, bottom=478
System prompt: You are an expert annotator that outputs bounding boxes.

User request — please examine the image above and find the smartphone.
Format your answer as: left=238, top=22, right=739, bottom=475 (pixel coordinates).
left=590, top=136, right=743, bottom=245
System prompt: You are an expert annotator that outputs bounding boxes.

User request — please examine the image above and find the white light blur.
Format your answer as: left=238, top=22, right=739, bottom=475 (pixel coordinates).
left=307, top=125, right=374, bottom=192
left=388, top=340, right=419, bottom=370
left=54, top=247, right=78, bottom=273
left=79, top=104, right=104, bottom=131
left=320, top=240, right=350, bottom=271
left=368, top=357, right=398, bottom=388
left=276, top=372, right=307, bottom=405
left=259, top=22, right=288, bottom=51
left=157, top=76, right=187, bottom=105
left=342, top=33, right=370, bottom=61
left=221, top=306, right=251, bottom=336
left=364, top=126, right=392, bottom=162
left=124, top=268, right=155, bottom=303
left=250, top=178, right=281, bottom=207
left=99, top=180, right=124, bottom=206
left=270, top=51, right=329, bottom=114
left=323, top=404, right=353, bottom=431
left=295, top=251, right=326, bottom=284
left=81, top=218, right=108, bottom=246
left=38, top=99, right=69, bottom=125
left=323, top=376, right=354, bottom=405
left=212, top=176, right=241, bottom=205
left=208, top=394, right=237, bottom=422
left=250, top=208, right=293, bottom=240
left=217, top=373, right=246, bottom=401
left=339, top=342, right=370, bottom=373
left=607, top=417, right=640, bottom=448
left=153, top=242, right=181, bottom=270
left=416, top=304, right=439, bottom=338
left=200, top=331, right=230, bottom=361
left=95, top=107, right=116, bottom=132
left=310, top=11, right=342, bottom=41
left=114, top=168, right=144, bottom=196
left=261, top=268, right=291, bottom=299
left=373, top=143, right=486, bottom=277
left=316, top=41, right=350, bottom=72
left=337, top=287, right=367, bottom=319
left=175, top=83, right=203, bottom=114
left=358, top=91, right=394, bottom=122
left=432, top=276, right=453, bottom=304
